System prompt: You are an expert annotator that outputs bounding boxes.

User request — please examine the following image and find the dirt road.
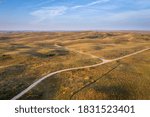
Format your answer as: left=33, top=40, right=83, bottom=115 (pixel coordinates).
left=11, top=48, right=149, bottom=100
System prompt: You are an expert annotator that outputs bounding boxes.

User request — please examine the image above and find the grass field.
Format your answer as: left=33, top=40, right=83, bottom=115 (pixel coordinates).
left=0, top=31, right=150, bottom=100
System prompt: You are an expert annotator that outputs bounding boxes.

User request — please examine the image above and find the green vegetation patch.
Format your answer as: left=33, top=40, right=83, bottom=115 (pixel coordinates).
left=0, top=64, right=26, bottom=79
left=0, top=76, right=36, bottom=100
left=27, top=49, right=69, bottom=58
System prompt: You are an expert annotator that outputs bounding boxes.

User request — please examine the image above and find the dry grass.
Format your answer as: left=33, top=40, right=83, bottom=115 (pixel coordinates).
left=0, top=31, right=150, bottom=100
left=22, top=51, right=150, bottom=100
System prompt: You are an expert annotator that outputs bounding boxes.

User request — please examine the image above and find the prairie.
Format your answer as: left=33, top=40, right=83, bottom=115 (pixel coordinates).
left=0, top=31, right=149, bottom=100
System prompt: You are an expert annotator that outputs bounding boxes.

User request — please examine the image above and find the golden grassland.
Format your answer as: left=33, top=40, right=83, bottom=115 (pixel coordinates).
left=0, top=31, right=150, bottom=100
left=21, top=51, right=150, bottom=100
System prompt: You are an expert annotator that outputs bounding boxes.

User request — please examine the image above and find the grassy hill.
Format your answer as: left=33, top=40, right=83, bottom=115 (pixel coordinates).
left=0, top=31, right=149, bottom=100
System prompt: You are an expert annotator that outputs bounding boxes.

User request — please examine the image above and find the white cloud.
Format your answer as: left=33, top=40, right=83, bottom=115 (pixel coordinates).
left=25, top=0, right=56, bottom=9
left=72, top=0, right=110, bottom=9
left=30, top=0, right=110, bottom=22
left=30, top=6, right=68, bottom=21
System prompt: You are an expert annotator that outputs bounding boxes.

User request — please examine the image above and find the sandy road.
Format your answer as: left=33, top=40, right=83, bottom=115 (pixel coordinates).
left=11, top=48, right=149, bottom=100
left=55, top=44, right=101, bottom=59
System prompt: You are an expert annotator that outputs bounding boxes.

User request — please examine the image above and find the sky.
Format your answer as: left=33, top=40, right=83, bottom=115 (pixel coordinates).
left=0, top=0, right=150, bottom=31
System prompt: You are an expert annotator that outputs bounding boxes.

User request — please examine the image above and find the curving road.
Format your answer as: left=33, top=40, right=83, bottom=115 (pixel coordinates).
left=55, top=44, right=101, bottom=59
left=11, top=48, right=150, bottom=100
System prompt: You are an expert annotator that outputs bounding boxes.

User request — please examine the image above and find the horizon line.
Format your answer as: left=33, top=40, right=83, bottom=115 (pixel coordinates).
left=0, top=29, right=150, bottom=32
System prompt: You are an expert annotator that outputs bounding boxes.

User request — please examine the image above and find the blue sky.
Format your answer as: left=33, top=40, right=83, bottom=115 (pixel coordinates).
left=0, top=0, right=150, bottom=31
